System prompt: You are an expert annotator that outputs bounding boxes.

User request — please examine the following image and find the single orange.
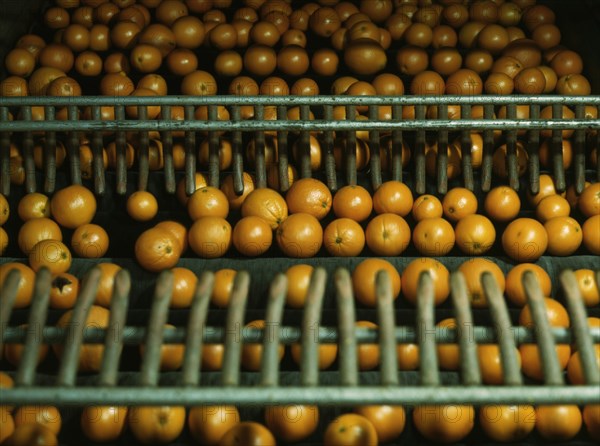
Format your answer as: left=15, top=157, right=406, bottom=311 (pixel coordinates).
left=365, top=213, right=410, bottom=256
left=502, top=218, right=548, bottom=262
left=285, top=264, right=314, bottom=308
left=285, top=178, right=332, bottom=220
left=332, top=185, right=373, bottom=222
left=232, top=216, right=273, bottom=257
left=535, top=405, right=582, bottom=441
left=323, top=218, right=365, bottom=257
left=241, top=188, right=288, bottom=230
left=544, top=216, right=582, bottom=256
left=484, top=186, right=521, bottom=222
left=412, top=194, right=443, bottom=221
left=402, top=258, right=450, bottom=306
left=135, top=227, right=181, bottom=272
left=412, top=217, right=455, bottom=256
left=352, top=258, right=401, bottom=307
left=17, top=217, right=62, bottom=255
left=95, top=262, right=122, bottom=308
left=574, top=269, right=600, bottom=307
left=536, top=195, right=570, bottom=222
left=71, top=223, right=109, bottom=258
left=583, top=215, right=600, bottom=254
left=458, top=257, right=505, bottom=307
left=220, top=172, right=255, bottom=210
left=17, top=193, right=51, bottom=220
left=49, top=273, right=79, bottom=309
left=276, top=213, right=323, bottom=258
left=29, top=239, right=72, bottom=274
left=155, top=220, right=188, bottom=254
left=126, top=191, right=158, bottom=222
left=211, top=268, right=236, bottom=308
left=0, top=262, right=35, bottom=308
left=13, top=406, right=62, bottom=435
left=442, top=187, right=478, bottom=222
left=373, top=181, right=414, bottom=217
left=50, top=184, right=97, bottom=229
left=188, top=217, right=231, bottom=258
left=170, top=267, right=197, bottom=308
left=505, top=263, right=552, bottom=307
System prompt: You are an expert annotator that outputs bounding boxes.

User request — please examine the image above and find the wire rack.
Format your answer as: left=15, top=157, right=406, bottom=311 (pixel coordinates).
left=1, top=95, right=599, bottom=197
left=0, top=265, right=598, bottom=407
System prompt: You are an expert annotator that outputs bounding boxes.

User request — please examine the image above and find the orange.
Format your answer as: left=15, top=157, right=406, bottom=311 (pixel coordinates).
left=479, top=405, right=536, bottom=442
left=0, top=408, right=14, bottom=443
left=276, top=213, right=322, bottom=258
left=170, top=267, right=197, bottom=308
left=54, top=305, right=110, bottom=372
left=412, top=217, right=455, bottom=256
left=352, top=258, right=401, bottom=307
left=241, top=320, right=284, bottom=371
left=583, top=215, right=600, bottom=254
left=50, top=184, right=97, bottom=229
left=0, top=262, right=35, bottom=308
left=484, top=185, right=521, bottom=222
left=0, top=227, right=7, bottom=255
left=323, top=413, right=378, bottom=446
left=458, top=258, right=505, bottom=308
left=505, top=263, right=552, bottom=307
left=95, top=262, right=122, bottom=307
left=583, top=405, right=600, bottom=440
left=140, top=324, right=184, bottom=371
left=211, top=269, right=236, bottom=308
left=454, top=214, right=496, bottom=255
left=519, top=343, right=571, bottom=381
left=285, top=178, right=332, bottom=220
left=0, top=194, right=8, bottom=225
left=267, top=164, right=296, bottom=191
left=413, top=405, right=475, bottom=443
left=373, top=181, right=413, bottom=217
left=188, top=405, right=240, bottom=446
left=220, top=172, right=255, bottom=210
left=492, top=142, right=528, bottom=178
left=4, top=323, right=49, bottom=367
left=285, top=264, right=314, bottom=308
left=71, top=223, right=109, bottom=258
left=219, top=422, right=276, bottom=446
left=3, top=423, right=58, bottom=446
left=0, top=372, right=14, bottom=412
left=29, top=239, right=72, bottom=274
left=187, top=186, right=229, bottom=220
left=126, top=191, right=158, bottom=222
left=578, top=182, right=600, bottom=217
left=519, top=297, right=570, bottom=328
left=397, top=343, right=419, bottom=370
left=135, top=227, right=180, bottom=272
left=265, top=405, right=319, bottom=443
left=13, top=406, right=61, bottom=435
left=81, top=406, right=128, bottom=443
left=567, top=345, right=600, bottom=384
left=412, top=194, right=443, bottom=221
left=566, top=181, right=591, bottom=208
left=202, top=343, right=224, bottom=371
left=18, top=217, right=62, bottom=255
left=574, top=269, right=600, bottom=307
left=332, top=185, right=373, bottom=222
left=241, top=188, right=288, bottom=230
left=176, top=173, right=208, bottom=206
left=323, top=218, right=365, bottom=257
left=354, top=405, right=405, bottom=443
left=49, top=273, right=79, bottom=309
left=535, top=405, right=582, bottom=441
left=527, top=174, right=561, bottom=206
left=128, top=406, right=186, bottom=445
left=536, top=195, right=570, bottom=222
left=365, top=213, right=410, bottom=256
left=356, top=321, right=380, bottom=370
left=402, top=258, right=450, bottom=306
left=437, top=318, right=460, bottom=370
left=290, top=343, right=338, bottom=370
left=442, top=187, right=478, bottom=222
left=544, top=216, right=582, bottom=256
left=232, top=216, right=273, bottom=257
left=502, top=218, right=548, bottom=262
left=477, top=344, right=521, bottom=384
left=17, top=193, right=51, bottom=220
left=188, top=217, right=232, bottom=259
left=155, top=220, right=188, bottom=254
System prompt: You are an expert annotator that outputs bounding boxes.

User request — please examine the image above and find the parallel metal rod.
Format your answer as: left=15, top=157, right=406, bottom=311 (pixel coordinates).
left=90, top=106, right=105, bottom=196
left=253, top=105, right=267, bottom=189
left=573, top=105, right=586, bottom=194
left=20, top=106, right=36, bottom=193
left=376, top=270, right=399, bottom=386
left=560, top=270, right=600, bottom=385
left=221, top=271, right=250, bottom=386
left=98, top=270, right=130, bottom=387
left=481, top=104, right=494, bottom=192
left=276, top=105, right=290, bottom=192
left=160, top=105, right=176, bottom=194
left=483, top=272, right=523, bottom=386
left=3, top=386, right=600, bottom=406
left=391, top=104, right=403, bottom=182
left=527, top=104, right=541, bottom=196
left=450, top=272, right=481, bottom=386
left=436, top=104, right=449, bottom=195
left=506, top=104, right=519, bottom=191
left=300, top=105, right=312, bottom=180
left=207, top=105, right=220, bottom=188
left=15, top=268, right=51, bottom=386
left=67, top=105, right=81, bottom=186
left=415, top=105, right=427, bottom=195
left=137, top=106, right=150, bottom=192
left=523, top=271, right=564, bottom=386
left=0, top=106, right=10, bottom=195
left=300, top=268, right=327, bottom=387
left=56, top=267, right=101, bottom=386
left=181, top=271, right=214, bottom=387
left=114, top=105, right=127, bottom=195
left=322, top=105, right=337, bottom=191
left=139, top=270, right=174, bottom=387
left=368, top=105, right=381, bottom=190
left=43, top=106, right=57, bottom=195
left=417, top=272, right=440, bottom=386
left=260, top=274, right=287, bottom=387
left=231, top=106, right=244, bottom=195
left=184, top=105, right=196, bottom=196
left=552, top=103, right=566, bottom=192
left=0, top=268, right=20, bottom=353
left=335, top=268, right=358, bottom=386
left=345, top=105, right=357, bottom=186
left=461, top=105, right=474, bottom=191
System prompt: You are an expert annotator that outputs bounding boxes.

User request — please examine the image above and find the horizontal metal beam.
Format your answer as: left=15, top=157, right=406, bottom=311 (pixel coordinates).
left=1, top=119, right=598, bottom=133
left=2, top=386, right=599, bottom=406
left=3, top=326, right=598, bottom=345
left=1, top=95, right=599, bottom=107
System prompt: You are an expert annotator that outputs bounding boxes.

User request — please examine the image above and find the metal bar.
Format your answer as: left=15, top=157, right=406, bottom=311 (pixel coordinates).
left=574, top=105, right=586, bottom=194
left=139, top=270, right=174, bottom=387
left=3, top=325, right=596, bottom=346
left=221, top=271, right=250, bottom=386
left=277, top=105, right=290, bottom=192
left=391, top=105, right=403, bottom=183
left=560, top=270, right=600, bottom=385
left=20, top=106, right=36, bottom=193
left=253, top=105, right=267, bottom=188
left=181, top=271, right=214, bottom=387
left=450, top=272, right=481, bottom=386
left=522, top=271, right=564, bottom=386
left=322, top=105, right=337, bottom=191
left=98, top=270, right=130, bottom=387
left=90, top=106, right=105, bottom=196
left=207, top=105, right=220, bottom=188
left=461, top=105, right=474, bottom=191
left=436, top=104, right=449, bottom=194
left=483, top=272, right=523, bottom=386
left=260, top=274, right=287, bottom=387
left=376, top=270, right=399, bottom=386
left=43, top=106, right=57, bottom=195
left=184, top=105, right=196, bottom=197
left=0, top=268, right=20, bottom=353
left=137, top=105, right=150, bottom=191
left=300, top=268, right=327, bottom=387
left=0, top=106, right=10, bottom=195
left=552, top=104, right=566, bottom=192
left=56, top=267, right=101, bottom=386
left=369, top=105, right=382, bottom=190
left=231, top=106, right=244, bottom=195
left=15, top=268, right=51, bottom=386
left=335, top=268, right=358, bottom=386
left=506, top=104, right=519, bottom=191
left=6, top=386, right=599, bottom=406
left=415, top=105, right=427, bottom=195
left=67, top=105, right=81, bottom=186
left=417, top=272, right=440, bottom=386
left=481, top=104, right=494, bottom=192
left=114, top=105, right=126, bottom=195
left=161, top=105, right=176, bottom=194
left=345, top=104, right=357, bottom=186
left=528, top=104, right=541, bottom=196
left=300, top=105, right=312, bottom=179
